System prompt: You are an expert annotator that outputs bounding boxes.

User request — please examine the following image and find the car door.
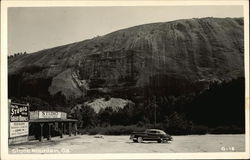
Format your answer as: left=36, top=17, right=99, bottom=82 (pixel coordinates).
left=155, top=131, right=164, bottom=139
left=146, top=130, right=158, bottom=141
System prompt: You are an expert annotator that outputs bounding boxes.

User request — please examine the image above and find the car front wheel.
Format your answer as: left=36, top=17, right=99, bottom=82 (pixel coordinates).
left=137, top=137, right=143, bottom=143
left=157, top=138, right=163, bottom=143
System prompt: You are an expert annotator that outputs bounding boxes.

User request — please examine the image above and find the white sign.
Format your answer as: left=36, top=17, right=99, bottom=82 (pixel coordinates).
left=38, top=111, right=62, bottom=119
left=30, top=111, right=67, bottom=119
left=10, top=122, right=29, bottom=138
left=61, top=112, right=67, bottom=119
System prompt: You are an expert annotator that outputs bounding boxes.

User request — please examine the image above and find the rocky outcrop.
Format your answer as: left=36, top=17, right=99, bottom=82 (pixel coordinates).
left=84, top=98, right=133, bottom=113
left=8, top=17, right=244, bottom=99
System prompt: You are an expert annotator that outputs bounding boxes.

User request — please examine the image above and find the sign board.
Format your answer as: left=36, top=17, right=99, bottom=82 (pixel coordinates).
left=30, top=111, right=67, bottom=119
left=9, top=122, right=29, bottom=138
left=10, top=103, right=29, bottom=122
left=39, top=111, right=62, bottom=119
left=61, top=112, right=67, bottom=119
left=9, top=100, right=29, bottom=142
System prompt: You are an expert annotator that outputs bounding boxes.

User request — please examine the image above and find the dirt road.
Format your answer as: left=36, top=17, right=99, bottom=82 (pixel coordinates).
left=9, top=134, right=245, bottom=153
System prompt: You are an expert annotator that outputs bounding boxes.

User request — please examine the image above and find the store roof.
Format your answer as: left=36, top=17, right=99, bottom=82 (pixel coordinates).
left=29, top=119, right=77, bottom=123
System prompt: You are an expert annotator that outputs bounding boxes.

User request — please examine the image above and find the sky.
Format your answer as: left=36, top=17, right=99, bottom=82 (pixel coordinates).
left=8, top=6, right=243, bottom=55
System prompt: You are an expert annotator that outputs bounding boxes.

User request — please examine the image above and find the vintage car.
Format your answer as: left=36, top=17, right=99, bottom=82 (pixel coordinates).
left=130, top=129, right=173, bottom=143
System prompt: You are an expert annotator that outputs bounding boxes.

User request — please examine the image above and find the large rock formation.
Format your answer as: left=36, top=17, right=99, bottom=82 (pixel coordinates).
left=8, top=17, right=244, bottom=99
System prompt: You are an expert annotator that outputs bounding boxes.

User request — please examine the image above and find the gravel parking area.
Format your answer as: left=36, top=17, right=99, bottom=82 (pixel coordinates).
left=9, top=134, right=245, bottom=153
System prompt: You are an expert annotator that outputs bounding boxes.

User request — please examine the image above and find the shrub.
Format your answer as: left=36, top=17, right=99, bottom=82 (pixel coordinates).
left=190, top=125, right=208, bottom=135
left=210, top=125, right=244, bottom=134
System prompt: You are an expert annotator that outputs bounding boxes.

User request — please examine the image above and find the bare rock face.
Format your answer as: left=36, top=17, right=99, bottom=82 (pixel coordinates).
left=83, top=98, right=133, bottom=113
left=8, top=17, right=244, bottom=99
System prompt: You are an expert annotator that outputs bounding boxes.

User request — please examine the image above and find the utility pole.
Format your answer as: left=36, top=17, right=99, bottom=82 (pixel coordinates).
left=154, top=103, right=156, bottom=128
left=153, top=96, right=157, bottom=128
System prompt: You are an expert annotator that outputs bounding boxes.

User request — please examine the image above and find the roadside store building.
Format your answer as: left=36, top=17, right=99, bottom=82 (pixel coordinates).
left=29, top=111, right=78, bottom=142
left=8, top=100, right=78, bottom=145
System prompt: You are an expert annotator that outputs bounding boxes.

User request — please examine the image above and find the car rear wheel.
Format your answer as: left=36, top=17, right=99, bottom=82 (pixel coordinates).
left=137, top=137, right=143, bottom=143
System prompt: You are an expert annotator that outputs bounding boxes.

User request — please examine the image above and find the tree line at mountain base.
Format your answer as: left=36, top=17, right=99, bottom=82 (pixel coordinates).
left=9, top=77, right=245, bottom=135
left=78, top=124, right=244, bottom=136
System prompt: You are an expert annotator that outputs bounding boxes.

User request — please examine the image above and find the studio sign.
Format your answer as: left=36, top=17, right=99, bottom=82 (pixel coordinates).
left=39, top=111, right=62, bottom=119
left=10, top=104, right=28, bottom=122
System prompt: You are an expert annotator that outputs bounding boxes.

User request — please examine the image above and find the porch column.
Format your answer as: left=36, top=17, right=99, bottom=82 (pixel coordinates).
left=74, top=122, right=77, bottom=136
left=28, top=123, right=32, bottom=140
left=39, top=123, right=44, bottom=142
left=68, top=123, right=72, bottom=136
left=63, top=123, right=67, bottom=134
left=47, top=123, right=52, bottom=141
left=60, top=122, right=64, bottom=138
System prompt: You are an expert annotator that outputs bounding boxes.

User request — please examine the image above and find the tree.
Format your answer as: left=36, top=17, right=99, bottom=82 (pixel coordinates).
left=72, top=104, right=97, bottom=128
left=98, top=107, right=114, bottom=126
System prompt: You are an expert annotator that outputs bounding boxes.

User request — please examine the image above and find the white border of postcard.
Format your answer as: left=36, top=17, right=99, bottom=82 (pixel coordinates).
left=1, top=0, right=249, bottom=159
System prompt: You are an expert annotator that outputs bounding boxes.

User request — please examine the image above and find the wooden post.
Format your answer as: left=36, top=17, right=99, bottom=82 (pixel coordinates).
left=47, top=123, right=52, bottom=141
left=39, top=123, right=44, bottom=142
left=28, top=123, right=32, bottom=141
left=8, top=99, right=11, bottom=141
left=60, top=123, right=63, bottom=138
left=27, top=103, right=30, bottom=138
left=74, top=122, right=77, bottom=136
left=64, top=123, right=67, bottom=134
left=68, top=123, right=72, bottom=136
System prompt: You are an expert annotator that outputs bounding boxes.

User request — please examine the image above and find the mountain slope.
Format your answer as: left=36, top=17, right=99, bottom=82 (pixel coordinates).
left=8, top=17, right=244, bottom=99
